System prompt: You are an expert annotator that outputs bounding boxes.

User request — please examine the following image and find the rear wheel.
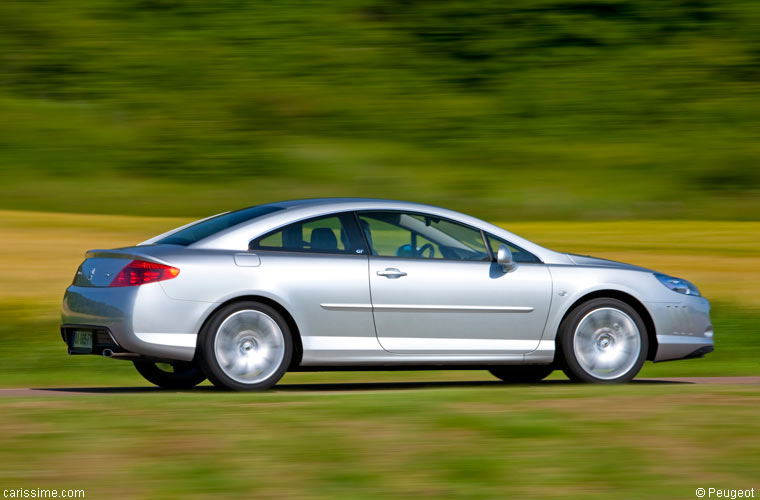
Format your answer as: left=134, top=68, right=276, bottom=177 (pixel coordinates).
left=558, top=298, right=648, bottom=383
left=133, top=361, right=206, bottom=389
left=198, top=301, right=292, bottom=391
left=489, top=365, right=554, bottom=383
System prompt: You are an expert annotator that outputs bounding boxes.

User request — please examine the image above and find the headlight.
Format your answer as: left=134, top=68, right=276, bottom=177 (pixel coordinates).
left=654, top=273, right=701, bottom=296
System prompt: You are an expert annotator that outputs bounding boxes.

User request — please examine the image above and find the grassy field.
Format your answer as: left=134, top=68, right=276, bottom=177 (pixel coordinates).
left=2, top=384, right=759, bottom=498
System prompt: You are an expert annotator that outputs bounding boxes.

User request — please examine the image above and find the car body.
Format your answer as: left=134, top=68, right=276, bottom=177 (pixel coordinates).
left=61, top=198, right=713, bottom=389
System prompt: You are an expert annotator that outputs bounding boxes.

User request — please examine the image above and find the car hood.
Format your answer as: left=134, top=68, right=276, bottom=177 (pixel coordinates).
left=566, top=254, right=654, bottom=273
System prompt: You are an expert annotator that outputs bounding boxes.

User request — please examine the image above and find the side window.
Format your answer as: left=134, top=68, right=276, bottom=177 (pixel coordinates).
left=486, top=233, right=541, bottom=263
left=357, top=211, right=489, bottom=261
left=251, top=213, right=364, bottom=255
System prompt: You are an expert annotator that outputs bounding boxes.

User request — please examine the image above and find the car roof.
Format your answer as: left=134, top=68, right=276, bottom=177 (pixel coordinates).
left=263, top=198, right=440, bottom=210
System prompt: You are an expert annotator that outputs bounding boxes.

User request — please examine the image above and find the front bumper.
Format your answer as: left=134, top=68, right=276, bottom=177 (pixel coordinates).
left=647, top=295, right=714, bottom=362
left=61, top=283, right=214, bottom=362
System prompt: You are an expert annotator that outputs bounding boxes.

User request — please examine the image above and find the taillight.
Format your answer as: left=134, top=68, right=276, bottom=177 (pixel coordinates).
left=109, top=260, right=180, bottom=287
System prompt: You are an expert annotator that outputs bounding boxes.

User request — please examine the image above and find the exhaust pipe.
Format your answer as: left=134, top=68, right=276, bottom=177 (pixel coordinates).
left=101, top=348, right=151, bottom=361
left=102, top=350, right=143, bottom=360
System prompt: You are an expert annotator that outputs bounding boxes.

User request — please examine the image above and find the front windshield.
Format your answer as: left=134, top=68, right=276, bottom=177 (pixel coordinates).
left=156, top=205, right=284, bottom=246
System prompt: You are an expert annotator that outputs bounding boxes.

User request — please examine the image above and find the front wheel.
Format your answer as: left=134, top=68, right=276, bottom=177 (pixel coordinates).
left=489, top=366, right=554, bottom=383
left=558, top=298, right=648, bottom=384
left=133, top=361, right=206, bottom=389
left=198, top=301, right=293, bottom=391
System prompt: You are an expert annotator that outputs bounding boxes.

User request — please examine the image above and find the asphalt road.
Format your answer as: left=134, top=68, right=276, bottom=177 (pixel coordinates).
left=0, top=376, right=758, bottom=397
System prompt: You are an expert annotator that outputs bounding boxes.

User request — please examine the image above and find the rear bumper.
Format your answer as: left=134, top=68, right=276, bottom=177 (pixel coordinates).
left=61, top=284, right=214, bottom=362
left=61, top=325, right=120, bottom=356
left=647, top=295, right=714, bottom=362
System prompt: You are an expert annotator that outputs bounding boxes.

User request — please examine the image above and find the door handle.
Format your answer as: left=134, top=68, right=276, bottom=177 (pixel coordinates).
left=376, top=268, right=407, bottom=278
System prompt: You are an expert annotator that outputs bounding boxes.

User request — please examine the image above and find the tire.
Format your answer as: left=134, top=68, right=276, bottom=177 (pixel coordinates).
left=198, top=301, right=293, bottom=391
left=558, top=298, right=648, bottom=384
left=133, top=360, right=206, bottom=389
left=489, top=366, right=554, bottom=383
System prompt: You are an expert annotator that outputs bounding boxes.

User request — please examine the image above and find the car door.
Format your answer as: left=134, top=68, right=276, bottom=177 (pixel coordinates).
left=357, top=211, right=553, bottom=355
left=249, top=212, right=377, bottom=362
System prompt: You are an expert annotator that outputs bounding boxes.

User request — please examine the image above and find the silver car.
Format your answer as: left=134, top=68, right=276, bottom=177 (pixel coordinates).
left=61, top=199, right=713, bottom=390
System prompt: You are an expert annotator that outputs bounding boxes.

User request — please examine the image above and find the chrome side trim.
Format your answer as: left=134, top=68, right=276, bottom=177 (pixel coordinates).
left=320, top=303, right=534, bottom=313
left=319, top=303, right=374, bottom=312
left=374, top=304, right=534, bottom=313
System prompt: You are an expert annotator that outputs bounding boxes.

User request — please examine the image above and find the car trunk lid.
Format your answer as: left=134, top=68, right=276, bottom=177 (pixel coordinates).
left=73, top=247, right=174, bottom=287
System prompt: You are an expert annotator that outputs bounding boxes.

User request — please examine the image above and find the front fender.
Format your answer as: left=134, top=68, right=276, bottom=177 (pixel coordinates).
left=538, top=266, right=666, bottom=346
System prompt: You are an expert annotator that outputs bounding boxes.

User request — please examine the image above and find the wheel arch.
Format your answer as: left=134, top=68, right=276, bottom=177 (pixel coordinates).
left=558, top=290, right=658, bottom=361
left=195, top=295, right=304, bottom=370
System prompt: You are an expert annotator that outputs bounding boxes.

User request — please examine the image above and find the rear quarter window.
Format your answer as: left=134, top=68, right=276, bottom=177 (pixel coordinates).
left=250, top=213, right=364, bottom=255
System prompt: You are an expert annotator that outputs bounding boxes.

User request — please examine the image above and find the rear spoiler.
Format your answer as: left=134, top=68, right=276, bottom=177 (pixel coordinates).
left=84, top=249, right=172, bottom=266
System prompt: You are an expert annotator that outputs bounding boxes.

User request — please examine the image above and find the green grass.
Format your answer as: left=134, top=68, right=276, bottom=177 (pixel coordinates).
left=0, top=0, right=759, bottom=220
left=1, top=384, right=759, bottom=498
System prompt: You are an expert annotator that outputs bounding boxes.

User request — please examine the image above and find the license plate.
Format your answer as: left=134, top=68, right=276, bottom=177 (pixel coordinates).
left=72, top=330, right=93, bottom=352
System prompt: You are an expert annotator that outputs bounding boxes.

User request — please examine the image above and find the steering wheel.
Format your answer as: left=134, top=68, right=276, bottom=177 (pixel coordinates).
left=417, top=243, right=435, bottom=258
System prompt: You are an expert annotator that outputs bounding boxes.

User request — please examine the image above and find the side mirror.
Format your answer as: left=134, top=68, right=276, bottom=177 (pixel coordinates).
left=496, top=244, right=516, bottom=272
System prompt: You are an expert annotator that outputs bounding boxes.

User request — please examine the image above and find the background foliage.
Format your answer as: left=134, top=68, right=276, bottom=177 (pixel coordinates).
left=1, top=0, right=759, bottom=219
